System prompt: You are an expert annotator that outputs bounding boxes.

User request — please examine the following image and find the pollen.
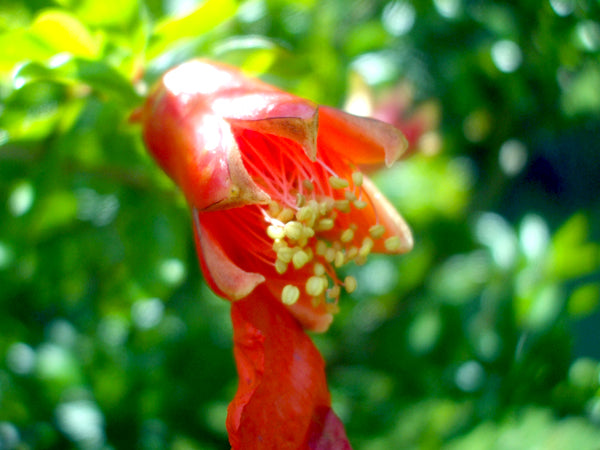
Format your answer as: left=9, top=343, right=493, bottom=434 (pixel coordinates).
left=384, top=236, right=403, bottom=251
left=359, top=237, right=374, bottom=258
left=282, top=285, right=300, bottom=305
left=313, top=262, right=326, bottom=276
left=344, top=276, right=358, bottom=294
left=278, top=207, right=295, bottom=223
left=267, top=225, right=285, bottom=240
left=334, top=251, right=345, bottom=268
left=292, top=249, right=311, bottom=269
left=296, top=193, right=306, bottom=207
left=333, top=199, right=351, bottom=213
left=277, top=246, right=295, bottom=263
left=316, top=218, right=334, bottom=231
left=340, top=228, right=354, bottom=243
left=352, top=171, right=363, bottom=187
left=303, top=179, right=314, bottom=192
left=329, top=176, right=349, bottom=189
left=369, top=224, right=386, bottom=239
left=275, top=259, right=288, bottom=274
left=284, top=221, right=304, bottom=241
left=306, top=276, right=328, bottom=297
left=353, top=200, right=368, bottom=209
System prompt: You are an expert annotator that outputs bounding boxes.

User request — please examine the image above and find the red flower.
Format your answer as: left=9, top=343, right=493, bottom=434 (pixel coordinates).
left=135, top=60, right=413, bottom=449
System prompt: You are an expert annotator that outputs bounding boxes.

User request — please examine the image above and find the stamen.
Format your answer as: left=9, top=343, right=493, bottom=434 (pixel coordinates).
left=296, top=193, right=306, bottom=207
left=344, top=276, right=357, bottom=293
left=278, top=208, right=295, bottom=223
left=329, top=176, right=349, bottom=189
left=359, top=237, right=374, bottom=258
left=369, top=224, right=386, bottom=239
left=327, top=285, right=341, bottom=299
left=353, top=200, right=368, bottom=209
left=352, top=171, right=363, bottom=187
left=340, top=228, right=354, bottom=243
left=333, top=200, right=351, bottom=213
left=306, top=276, right=328, bottom=297
left=282, top=285, right=300, bottom=305
left=284, top=221, right=304, bottom=241
left=316, top=218, right=334, bottom=231
left=344, top=191, right=357, bottom=201
left=303, top=179, right=314, bottom=192
left=277, top=246, right=295, bottom=263
left=292, top=249, right=311, bottom=269
left=316, top=240, right=328, bottom=256
left=313, top=263, right=326, bottom=276
left=267, top=225, right=285, bottom=240
left=334, top=251, right=345, bottom=268
left=384, top=236, right=403, bottom=251
left=275, top=259, right=288, bottom=274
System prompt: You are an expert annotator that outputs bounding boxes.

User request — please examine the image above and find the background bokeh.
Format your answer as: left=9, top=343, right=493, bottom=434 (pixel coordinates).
left=1, top=0, right=600, bottom=448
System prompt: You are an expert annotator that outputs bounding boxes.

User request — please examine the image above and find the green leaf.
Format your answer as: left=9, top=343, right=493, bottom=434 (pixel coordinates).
left=148, top=0, right=238, bottom=59
left=29, top=9, right=100, bottom=58
left=13, top=57, right=141, bottom=106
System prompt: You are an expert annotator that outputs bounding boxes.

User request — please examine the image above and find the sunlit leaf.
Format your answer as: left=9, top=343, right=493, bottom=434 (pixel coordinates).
left=29, top=9, right=100, bottom=58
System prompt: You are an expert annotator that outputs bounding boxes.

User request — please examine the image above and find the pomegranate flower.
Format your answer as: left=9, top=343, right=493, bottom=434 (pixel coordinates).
left=135, top=60, right=413, bottom=449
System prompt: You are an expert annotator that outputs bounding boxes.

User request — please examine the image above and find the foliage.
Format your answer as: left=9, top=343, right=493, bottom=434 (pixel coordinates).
left=1, top=0, right=599, bottom=448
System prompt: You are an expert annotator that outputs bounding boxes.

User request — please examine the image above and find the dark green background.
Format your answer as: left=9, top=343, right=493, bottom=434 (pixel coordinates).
left=1, top=0, right=600, bottom=448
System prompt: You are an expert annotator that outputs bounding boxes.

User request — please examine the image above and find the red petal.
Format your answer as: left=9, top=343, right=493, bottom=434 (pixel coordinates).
left=318, top=106, right=408, bottom=167
left=227, top=287, right=351, bottom=449
left=193, top=209, right=265, bottom=300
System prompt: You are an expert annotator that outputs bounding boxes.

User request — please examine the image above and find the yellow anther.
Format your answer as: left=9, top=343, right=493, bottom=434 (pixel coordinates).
left=329, top=176, right=349, bottom=189
left=340, top=228, right=354, bottom=243
left=385, top=236, right=403, bottom=252
left=296, top=193, right=306, bottom=207
left=352, top=172, right=363, bottom=187
left=275, top=259, right=288, bottom=274
left=319, top=199, right=334, bottom=216
left=324, top=247, right=336, bottom=263
left=344, top=191, right=357, bottom=201
left=346, top=246, right=359, bottom=260
left=277, top=246, right=295, bottom=263
left=353, top=200, right=368, bottom=209
left=296, top=204, right=318, bottom=227
left=284, top=221, right=304, bottom=241
left=292, top=249, right=311, bottom=269
left=272, top=239, right=285, bottom=251
left=267, top=225, right=285, bottom=240
left=355, top=255, right=367, bottom=266
left=313, top=262, right=326, bottom=276
left=344, top=275, right=358, bottom=293
left=334, top=251, right=345, bottom=268
left=281, top=285, right=300, bottom=305
left=327, top=285, right=341, bottom=299
left=316, top=218, right=335, bottom=231
left=316, top=240, right=328, bottom=256
left=268, top=201, right=282, bottom=217
left=303, top=225, right=315, bottom=238
left=359, top=237, right=374, bottom=258
left=306, top=276, right=328, bottom=297
left=303, top=179, right=314, bottom=192
left=369, top=224, right=386, bottom=239
left=278, top=208, right=295, bottom=223
left=333, top=200, right=351, bottom=213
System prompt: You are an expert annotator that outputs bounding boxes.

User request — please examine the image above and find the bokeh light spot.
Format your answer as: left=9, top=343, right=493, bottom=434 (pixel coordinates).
left=491, top=40, right=522, bottom=73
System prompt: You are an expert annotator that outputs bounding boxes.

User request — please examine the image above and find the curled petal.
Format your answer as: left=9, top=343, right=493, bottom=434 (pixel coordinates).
left=361, top=177, right=413, bottom=254
left=193, top=209, right=265, bottom=300
left=318, top=106, right=408, bottom=167
left=228, top=288, right=351, bottom=449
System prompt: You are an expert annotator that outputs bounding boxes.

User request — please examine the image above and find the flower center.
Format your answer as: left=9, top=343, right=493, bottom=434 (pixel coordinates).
left=238, top=130, right=402, bottom=308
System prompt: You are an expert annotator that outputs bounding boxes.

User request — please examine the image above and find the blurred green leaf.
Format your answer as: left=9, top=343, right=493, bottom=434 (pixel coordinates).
left=29, top=9, right=100, bottom=58
left=149, top=0, right=238, bottom=59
